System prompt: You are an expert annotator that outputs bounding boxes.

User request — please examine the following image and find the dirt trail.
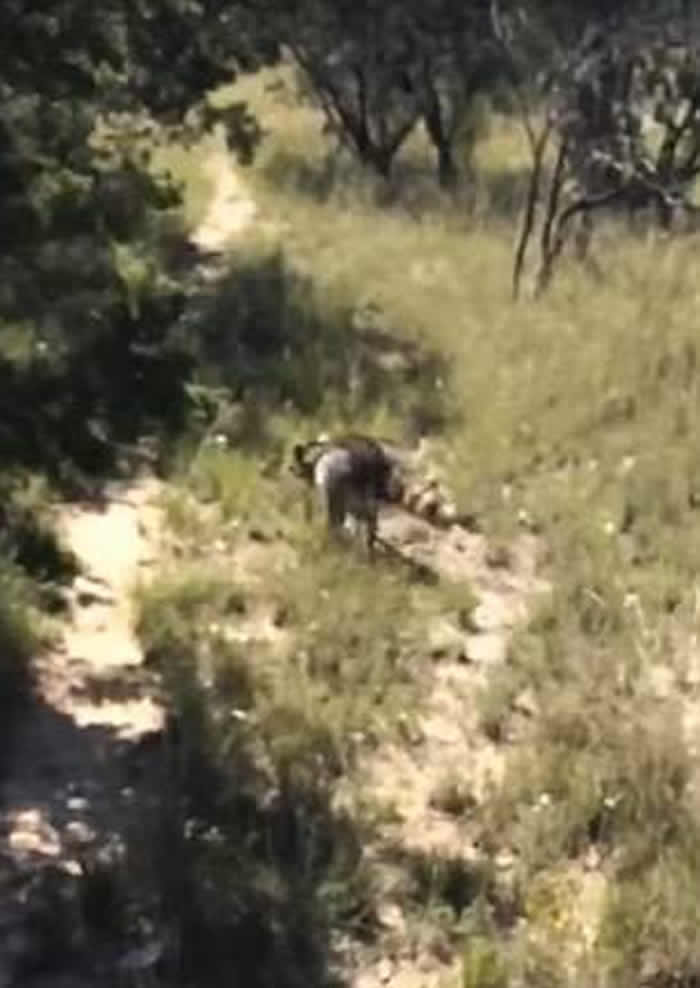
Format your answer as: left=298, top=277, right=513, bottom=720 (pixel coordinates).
left=0, top=477, right=164, bottom=979
left=0, top=149, right=259, bottom=982
left=190, top=150, right=259, bottom=253
left=366, top=515, right=547, bottom=847
left=36, top=477, right=164, bottom=736
left=335, top=511, right=550, bottom=988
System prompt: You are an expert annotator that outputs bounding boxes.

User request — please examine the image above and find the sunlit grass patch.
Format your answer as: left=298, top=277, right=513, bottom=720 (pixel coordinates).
left=150, top=134, right=221, bottom=232
left=597, top=846, right=700, bottom=987
left=131, top=553, right=382, bottom=983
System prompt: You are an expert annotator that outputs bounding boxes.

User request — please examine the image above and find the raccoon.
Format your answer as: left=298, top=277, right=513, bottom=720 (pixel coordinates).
left=290, top=433, right=406, bottom=555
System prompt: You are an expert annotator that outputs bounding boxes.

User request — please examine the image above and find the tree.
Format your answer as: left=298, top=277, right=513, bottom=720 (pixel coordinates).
left=280, top=0, right=421, bottom=179
left=279, top=0, right=503, bottom=186
left=0, top=0, right=277, bottom=486
left=493, top=0, right=700, bottom=296
left=401, top=0, right=502, bottom=189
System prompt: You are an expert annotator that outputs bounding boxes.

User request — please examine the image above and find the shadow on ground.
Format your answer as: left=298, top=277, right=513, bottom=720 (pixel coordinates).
left=1, top=234, right=450, bottom=503
left=0, top=661, right=375, bottom=987
left=178, top=248, right=451, bottom=445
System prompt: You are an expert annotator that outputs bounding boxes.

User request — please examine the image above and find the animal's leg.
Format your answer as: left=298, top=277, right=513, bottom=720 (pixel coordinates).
left=322, top=476, right=348, bottom=544
left=365, top=502, right=378, bottom=561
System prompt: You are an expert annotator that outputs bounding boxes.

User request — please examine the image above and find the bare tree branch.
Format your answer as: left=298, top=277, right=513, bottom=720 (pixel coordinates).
left=512, top=120, right=551, bottom=299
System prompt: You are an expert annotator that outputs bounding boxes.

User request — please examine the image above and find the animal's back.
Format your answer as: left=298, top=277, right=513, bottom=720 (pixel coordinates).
left=328, top=434, right=402, bottom=500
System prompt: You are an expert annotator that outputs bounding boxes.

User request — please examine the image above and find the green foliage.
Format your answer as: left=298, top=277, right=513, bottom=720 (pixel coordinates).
left=131, top=560, right=387, bottom=984
left=462, top=936, right=509, bottom=988
left=8, top=2, right=700, bottom=984
left=203, top=68, right=700, bottom=986
left=0, top=562, right=40, bottom=769
left=176, top=247, right=450, bottom=437
left=0, top=0, right=281, bottom=495
left=599, top=847, right=700, bottom=987
left=276, top=0, right=502, bottom=185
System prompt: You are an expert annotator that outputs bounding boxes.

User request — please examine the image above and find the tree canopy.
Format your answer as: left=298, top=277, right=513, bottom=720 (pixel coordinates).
left=0, top=0, right=277, bottom=488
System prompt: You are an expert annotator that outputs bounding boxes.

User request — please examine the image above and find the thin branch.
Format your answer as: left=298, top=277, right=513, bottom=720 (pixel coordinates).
left=534, top=184, right=625, bottom=296
left=656, top=91, right=699, bottom=180
left=512, top=121, right=551, bottom=300
left=490, top=0, right=539, bottom=151
left=540, top=137, right=568, bottom=262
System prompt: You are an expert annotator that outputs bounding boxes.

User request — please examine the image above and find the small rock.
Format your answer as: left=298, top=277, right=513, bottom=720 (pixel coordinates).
left=427, top=620, right=467, bottom=662
left=485, top=543, right=511, bottom=569
left=9, top=830, right=52, bottom=856
left=617, top=455, right=636, bottom=476
left=13, top=808, right=42, bottom=828
left=377, top=902, right=405, bottom=933
left=223, top=626, right=251, bottom=645
left=120, top=940, right=164, bottom=972
left=8, top=811, right=61, bottom=857
left=471, top=594, right=514, bottom=632
left=378, top=958, right=394, bottom=983
left=495, top=849, right=516, bottom=870
left=437, top=501, right=458, bottom=526
left=66, top=796, right=89, bottom=813
left=429, top=932, right=453, bottom=965
left=465, top=634, right=506, bottom=665
left=512, top=687, right=538, bottom=718
left=64, top=819, right=96, bottom=846
left=584, top=845, right=601, bottom=871
left=647, top=663, right=675, bottom=699
left=272, top=604, right=290, bottom=628
left=397, top=712, right=424, bottom=745
left=73, top=576, right=114, bottom=606
left=517, top=508, right=541, bottom=533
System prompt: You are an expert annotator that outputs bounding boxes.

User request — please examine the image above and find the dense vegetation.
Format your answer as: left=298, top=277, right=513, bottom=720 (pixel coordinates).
left=5, top=1, right=700, bottom=986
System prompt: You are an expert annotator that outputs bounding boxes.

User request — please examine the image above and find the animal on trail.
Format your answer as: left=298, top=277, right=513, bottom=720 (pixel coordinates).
left=290, top=433, right=407, bottom=557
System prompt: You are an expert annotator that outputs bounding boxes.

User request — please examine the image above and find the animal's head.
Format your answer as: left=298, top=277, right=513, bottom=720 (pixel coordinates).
left=290, top=442, right=311, bottom=480
left=290, top=439, right=327, bottom=483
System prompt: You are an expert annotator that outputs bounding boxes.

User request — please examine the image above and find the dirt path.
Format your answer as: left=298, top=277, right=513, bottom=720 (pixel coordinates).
left=189, top=149, right=259, bottom=253
left=0, top=148, right=257, bottom=983
left=36, top=477, right=164, bottom=737
left=0, top=477, right=165, bottom=980
left=338, top=511, right=550, bottom=988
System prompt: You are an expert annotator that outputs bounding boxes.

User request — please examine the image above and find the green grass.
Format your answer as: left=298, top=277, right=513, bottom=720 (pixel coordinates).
left=130, top=507, right=462, bottom=983
left=124, top=60, right=700, bottom=988
left=0, top=559, right=42, bottom=772
left=0, top=471, right=76, bottom=768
